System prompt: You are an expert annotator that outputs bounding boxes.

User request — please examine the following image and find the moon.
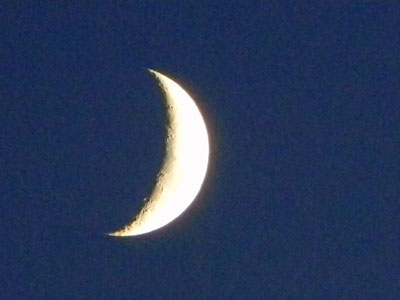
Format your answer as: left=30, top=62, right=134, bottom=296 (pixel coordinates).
left=108, top=69, right=209, bottom=237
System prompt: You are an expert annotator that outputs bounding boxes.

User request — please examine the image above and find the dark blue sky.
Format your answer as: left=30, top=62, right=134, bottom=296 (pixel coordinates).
left=2, top=2, right=399, bottom=299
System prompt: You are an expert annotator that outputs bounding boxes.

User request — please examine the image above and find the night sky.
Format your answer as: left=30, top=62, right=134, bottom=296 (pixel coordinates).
left=2, top=2, right=399, bottom=299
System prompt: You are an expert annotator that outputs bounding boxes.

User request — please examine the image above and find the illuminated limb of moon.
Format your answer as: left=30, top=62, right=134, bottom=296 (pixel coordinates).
left=108, top=70, right=209, bottom=237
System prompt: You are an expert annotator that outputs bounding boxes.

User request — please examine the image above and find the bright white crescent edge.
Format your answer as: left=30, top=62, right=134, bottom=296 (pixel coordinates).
left=107, top=69, right=209, bottom=237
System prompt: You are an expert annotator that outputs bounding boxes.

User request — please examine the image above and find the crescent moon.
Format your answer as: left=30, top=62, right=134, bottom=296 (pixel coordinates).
left=108, top=70, right=209, bottom=237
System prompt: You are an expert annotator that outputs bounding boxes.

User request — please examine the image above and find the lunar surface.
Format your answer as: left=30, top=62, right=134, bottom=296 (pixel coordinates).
left=108, top=70, right=209, bottom=237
